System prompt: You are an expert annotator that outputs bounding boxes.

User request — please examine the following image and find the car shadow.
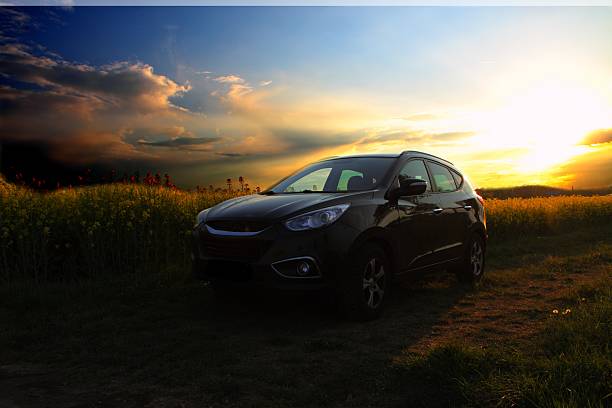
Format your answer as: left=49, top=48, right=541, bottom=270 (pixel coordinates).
left=2, top=271, right=473, bottom=408
left=189, top=269, right=471, bottom=351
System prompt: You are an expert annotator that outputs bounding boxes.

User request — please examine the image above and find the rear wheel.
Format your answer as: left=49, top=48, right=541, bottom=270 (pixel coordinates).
left=454, top=233, right=485, bottom=284
left=339, top=243, right=390, bottom=321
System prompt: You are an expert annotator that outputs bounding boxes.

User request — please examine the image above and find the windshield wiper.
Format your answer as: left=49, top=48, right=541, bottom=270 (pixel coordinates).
left=259, top=190, right=276, bottom=195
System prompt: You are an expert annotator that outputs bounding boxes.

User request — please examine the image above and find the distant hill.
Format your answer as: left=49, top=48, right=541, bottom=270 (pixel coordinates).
left=476, top=185, right=612, bottom=199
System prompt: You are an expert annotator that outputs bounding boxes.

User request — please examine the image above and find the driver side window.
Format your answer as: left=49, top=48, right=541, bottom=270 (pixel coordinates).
left=398, top=160, right=431, bottom=191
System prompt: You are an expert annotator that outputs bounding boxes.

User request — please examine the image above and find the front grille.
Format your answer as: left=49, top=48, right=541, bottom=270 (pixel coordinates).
left=200, top=233, right=271, bottom=261
left=207, top=220, right=270, bottom=233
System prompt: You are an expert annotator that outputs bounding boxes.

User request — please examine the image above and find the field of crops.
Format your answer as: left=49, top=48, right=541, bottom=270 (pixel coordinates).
left=1, top=180, right=611, bottom=282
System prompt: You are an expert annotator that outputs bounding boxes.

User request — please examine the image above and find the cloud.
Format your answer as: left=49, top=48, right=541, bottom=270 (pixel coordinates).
left=355, top=128, right=474, bottom=146
left=138, top=136, right=220, bottom=148
left=214, top=74, right=245, bottom=84
left=208, top=73, right=259, bottom=110
left=0, top=8, right=31, bottom=36
left=547, top=144, right=612, bottom=188
left=431, top=131, right=475, bottom=141
left=0, top=40, right=201, bottom=167
left=51, top=131, right=149, bottom=165
left=226, top=83, right=253, bottom=99
left=259, top=80, right=272, bottom=87
left=581, top=128, right=612, bottom=145
left=0, top=44, right=191, bottom=113
left=216, top=152, right=247, bottom=158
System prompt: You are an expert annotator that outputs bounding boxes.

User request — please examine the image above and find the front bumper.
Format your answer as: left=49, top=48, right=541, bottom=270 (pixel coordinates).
left=192, top=221, right=358, bottom=290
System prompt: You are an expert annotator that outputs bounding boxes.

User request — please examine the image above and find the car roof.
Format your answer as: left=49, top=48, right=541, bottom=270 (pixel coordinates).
left=318, top=150, right=454, bottom=166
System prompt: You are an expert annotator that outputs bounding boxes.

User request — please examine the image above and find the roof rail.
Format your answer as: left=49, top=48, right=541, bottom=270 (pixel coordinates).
left=401, top=150, right=454, bottom=166
left=316, top=155, right=339, bottom=161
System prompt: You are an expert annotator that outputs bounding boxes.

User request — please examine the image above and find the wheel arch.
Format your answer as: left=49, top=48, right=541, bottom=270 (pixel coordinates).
left=469, top=222, right=487, bottom=249
left=347, top=227, right=398, bottom=275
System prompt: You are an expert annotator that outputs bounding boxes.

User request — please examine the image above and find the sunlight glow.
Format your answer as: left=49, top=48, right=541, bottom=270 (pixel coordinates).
left=472, top=84, right=611, bottom=175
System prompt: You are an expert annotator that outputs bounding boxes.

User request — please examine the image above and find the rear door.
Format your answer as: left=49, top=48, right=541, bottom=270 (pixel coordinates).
left=395, top=159, right=439, bottom=271
left=425, top=161, right=466, bottom=263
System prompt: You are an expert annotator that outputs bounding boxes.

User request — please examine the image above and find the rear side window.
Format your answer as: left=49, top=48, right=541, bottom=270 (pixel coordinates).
left=428, top=162, right=457, bottom=192
left=451, top=170, right=463, bottom=188
left=398, top=160, right=431, bottom=191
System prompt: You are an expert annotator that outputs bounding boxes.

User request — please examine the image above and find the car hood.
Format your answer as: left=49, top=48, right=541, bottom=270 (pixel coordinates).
left=207, top=192, right=367, bottom=220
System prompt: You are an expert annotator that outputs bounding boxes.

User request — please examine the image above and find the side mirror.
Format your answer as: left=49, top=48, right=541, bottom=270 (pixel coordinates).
left=388, top=178, right=427, bottom=201
left=399, top=178, right=427, bottom=196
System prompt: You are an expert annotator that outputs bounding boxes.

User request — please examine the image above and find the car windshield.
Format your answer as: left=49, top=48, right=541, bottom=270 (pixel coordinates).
left=267, top=157, right=395, bottom=193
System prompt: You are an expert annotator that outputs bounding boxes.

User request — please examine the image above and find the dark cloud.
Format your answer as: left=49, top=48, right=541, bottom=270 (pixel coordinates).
left=276, top=129, right=356, bottom=151
left=139, top=136, right=220, bottom=148
left=0, top=40, right=198, bottom=168
left=582, top=128, right=612, bottom=145
left=0, top=8, right=32, bottom=37
left=0, top=139, right=143, bottom=189
left=216, top=152, right=246, bottom=157
left=548, top=146, right=612, bottom=188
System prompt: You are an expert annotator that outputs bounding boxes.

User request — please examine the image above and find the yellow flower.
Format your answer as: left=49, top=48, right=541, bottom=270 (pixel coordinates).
left=552, top=309, right=559, bottom=314
left=562, top=308, right=571, bottom=315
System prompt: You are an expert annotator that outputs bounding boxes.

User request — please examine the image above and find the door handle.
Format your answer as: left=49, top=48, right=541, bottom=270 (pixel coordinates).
left=432, top=208, right=443, bottom=214
left=463, top=205, right=472, bottom=210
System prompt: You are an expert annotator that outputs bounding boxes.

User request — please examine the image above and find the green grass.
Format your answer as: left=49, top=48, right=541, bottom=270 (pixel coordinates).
left=393, top=279, right=611, bottom=408
left=1, top=225, right=610, bottom=407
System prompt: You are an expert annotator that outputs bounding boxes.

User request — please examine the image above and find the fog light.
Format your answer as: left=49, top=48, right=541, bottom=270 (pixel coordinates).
left=272, top=257, right=321, bottom=279
left=297, top=261, right=311, bottom=276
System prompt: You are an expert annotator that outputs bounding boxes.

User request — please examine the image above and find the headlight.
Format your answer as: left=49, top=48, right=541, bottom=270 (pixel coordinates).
left=284, top=204, right=350, bottom=231
left=196, top=208, right=210, bottom=226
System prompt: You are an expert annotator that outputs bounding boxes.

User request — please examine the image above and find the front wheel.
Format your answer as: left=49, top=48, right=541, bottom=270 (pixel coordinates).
left=453, top=233, right=486, bottom=284
left=339, top=243, right=390, bottom=321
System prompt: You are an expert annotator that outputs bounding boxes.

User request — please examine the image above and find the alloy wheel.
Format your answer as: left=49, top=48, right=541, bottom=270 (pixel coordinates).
left=470, top=240, right=484, bottom=277
left=362, top=257, right=386, bottom=309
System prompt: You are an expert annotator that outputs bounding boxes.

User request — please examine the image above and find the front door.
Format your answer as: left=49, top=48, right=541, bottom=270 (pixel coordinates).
left=425, top=161, right=466, bottom=263
left=395, top=159, right=439, bottom=271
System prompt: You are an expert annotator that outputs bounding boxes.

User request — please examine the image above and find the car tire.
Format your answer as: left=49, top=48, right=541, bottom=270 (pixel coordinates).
left=339, top=243, right=390, bottom=321
left=453, top=233, right=486, bottom=285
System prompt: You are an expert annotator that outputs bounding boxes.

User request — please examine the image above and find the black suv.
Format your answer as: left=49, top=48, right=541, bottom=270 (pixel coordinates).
left=193, top=151, right=486, bottom=320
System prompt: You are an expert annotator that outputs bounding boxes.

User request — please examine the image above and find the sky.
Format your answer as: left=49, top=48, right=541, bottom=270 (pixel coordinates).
left=0, top=6, right=611, bottom=189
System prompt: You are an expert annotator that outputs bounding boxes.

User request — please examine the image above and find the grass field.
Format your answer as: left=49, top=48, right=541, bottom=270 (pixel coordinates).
left=1, top=181, right=611, bottom=407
